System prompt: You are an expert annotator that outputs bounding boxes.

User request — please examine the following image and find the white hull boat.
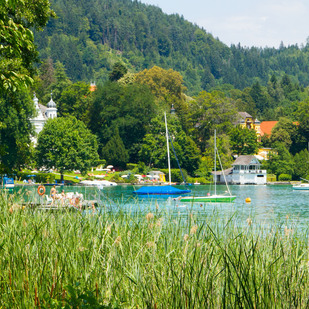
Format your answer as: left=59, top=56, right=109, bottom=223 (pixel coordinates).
left=293, top=178, right=309, bottom=190
left=179, top=130, right=236, bottom=203
left=293, top=183, right=309, bottom=190
left=79, top=180, right=117, bottom=188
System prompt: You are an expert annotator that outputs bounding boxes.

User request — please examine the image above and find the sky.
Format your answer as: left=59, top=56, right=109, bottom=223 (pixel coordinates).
left=140, top=0, right=309, bottom=48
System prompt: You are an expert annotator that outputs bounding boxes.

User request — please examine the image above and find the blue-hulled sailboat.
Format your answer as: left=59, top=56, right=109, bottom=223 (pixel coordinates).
left=133, top=112, right=191, bottom=196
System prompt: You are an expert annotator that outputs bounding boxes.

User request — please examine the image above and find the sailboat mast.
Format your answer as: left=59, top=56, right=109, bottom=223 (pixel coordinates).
left=214, top=129, right=216, bottom=196
left=164, top=112, right=171, bottom=184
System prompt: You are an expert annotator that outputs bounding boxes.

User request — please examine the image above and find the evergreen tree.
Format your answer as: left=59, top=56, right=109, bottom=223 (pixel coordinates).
left=101, top=128, right=129, bottom=169
left=249, top=81, right=269, bottom=115
left=49, top=61, right=72, bottom=103
left=294, top=149, right=309, bottom=180
left=109, top=62, right=128, bottom=82
left=35, top=57, right=56, bottom=99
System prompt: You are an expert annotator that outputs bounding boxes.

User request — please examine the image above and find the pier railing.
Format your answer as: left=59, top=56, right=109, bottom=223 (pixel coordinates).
left=233, top=170, right=267, bottom=174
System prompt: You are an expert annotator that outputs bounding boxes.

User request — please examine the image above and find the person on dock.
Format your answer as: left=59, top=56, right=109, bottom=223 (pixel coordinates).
left=50, top=185, right=57, bottom=205
left=61, top=190, right=66, bottom=206
left=75, top=196, right=81, bottom=210
left=91, top=202, right=96, bottom=214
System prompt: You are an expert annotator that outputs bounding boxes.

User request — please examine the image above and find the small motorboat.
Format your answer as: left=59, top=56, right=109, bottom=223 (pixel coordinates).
left=293, top=178, right=309, bottom=190
left=79, top=180, right=117, bottom=188
left=292, top=183, right=309, bottom=190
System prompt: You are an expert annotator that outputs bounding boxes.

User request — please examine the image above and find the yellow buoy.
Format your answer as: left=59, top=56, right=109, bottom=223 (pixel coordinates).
left=245, top=197, right=251, bottom=203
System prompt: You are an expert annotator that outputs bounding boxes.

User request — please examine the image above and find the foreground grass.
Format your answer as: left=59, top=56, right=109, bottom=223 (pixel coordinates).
left=0, top=193, right=308, bottom=308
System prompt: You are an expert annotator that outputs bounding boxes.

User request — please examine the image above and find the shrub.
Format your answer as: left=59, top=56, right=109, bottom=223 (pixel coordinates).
left=161, top=168, right=188, bottom=183
left=187, top=177, right=208, bottom=184
left=16, top=171, right=55, bottom=183
left=126, top=163, right=138, bottom=170
left=267, top=174, right=276, bottom=182
left=278, top=174, right=292, bottom=181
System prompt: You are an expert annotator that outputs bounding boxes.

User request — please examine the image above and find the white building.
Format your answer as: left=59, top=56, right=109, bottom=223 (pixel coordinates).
left=215, top=155, right=267, bottom=185
left=30, top=93, right=57, bottom=143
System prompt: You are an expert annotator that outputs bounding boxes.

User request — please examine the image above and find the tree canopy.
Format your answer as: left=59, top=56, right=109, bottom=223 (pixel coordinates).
left=0, top=91, right=34, bottom=173
left=88, top=81, right=156, bottom=161
left=36, top=116, right=99, bottom=179
left=101, top=127, right=129, bottom=169
left=189, top=90, right=238, bottom=150
left=0, top=0, right=55, bottom=92
left=229, top=126, right=259, bottom=155
left=138, top=115, right=200, bottom=174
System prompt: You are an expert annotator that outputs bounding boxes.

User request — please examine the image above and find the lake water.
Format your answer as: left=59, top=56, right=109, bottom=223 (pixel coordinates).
left=102, top=184, right=309, bottom=228
left=5, top=184, right=309, bottom=229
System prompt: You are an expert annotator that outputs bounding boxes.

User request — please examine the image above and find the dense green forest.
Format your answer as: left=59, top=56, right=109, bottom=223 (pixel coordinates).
left=34, top=0, right=309, bottom=95
left=2, top=0, right=309, bottom=182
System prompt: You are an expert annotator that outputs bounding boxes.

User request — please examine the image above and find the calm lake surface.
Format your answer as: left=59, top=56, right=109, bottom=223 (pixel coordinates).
left=7, top=184, right=309, bottom=229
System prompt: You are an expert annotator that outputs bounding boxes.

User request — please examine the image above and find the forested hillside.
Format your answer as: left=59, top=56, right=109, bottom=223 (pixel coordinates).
left=34, top=0, right=309, bottom=95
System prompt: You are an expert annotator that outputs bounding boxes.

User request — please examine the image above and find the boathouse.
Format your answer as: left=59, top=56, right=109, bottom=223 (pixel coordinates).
left=215, top=155, right=267, bottom=185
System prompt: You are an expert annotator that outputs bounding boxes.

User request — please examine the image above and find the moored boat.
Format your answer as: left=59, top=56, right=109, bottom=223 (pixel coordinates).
left=179, top=130, right=236, bottom=203
left=133, top=185, right=190, bottom=195
left=293, top=183, right=309, bottom=190
left=293, top=178, right=309, bottom=190
left=179, top=194, right=236, bottom=203
left=133, top=112, right=191, bottom=196
left=2, top=176, right=14, bottom=189
left=79, top=180, right=117, bottom=188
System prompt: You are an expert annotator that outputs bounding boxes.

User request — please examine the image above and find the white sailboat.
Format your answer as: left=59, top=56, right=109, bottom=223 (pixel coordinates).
left=179, top=130, right=236, bottom=203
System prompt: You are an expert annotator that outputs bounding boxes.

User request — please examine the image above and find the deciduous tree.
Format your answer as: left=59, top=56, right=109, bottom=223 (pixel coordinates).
left=57, top=81, right=91, bottom=123
left=0, top=0, right=55, bottom=92
left=138, top=115, right=200, bottom=175
left=0, top=91, right=34, bottom=172
left=262, top=144, right=294, bottom=177
left=294, top=149, right=309, bottom=180
left=189, top=90, right=238, bottom=151
left=88, top=82, right=156, bottom=161
left=36, top=116, right=99, bottom=181
left=229, top=126, right=259, bottom=155
left=135, top=66, right=189, bottom=130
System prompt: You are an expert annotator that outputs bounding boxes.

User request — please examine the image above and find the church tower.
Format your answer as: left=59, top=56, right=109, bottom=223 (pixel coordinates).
left=30, top=93, right=46, bottom=136
left=46, top=92, right=57, bottom=119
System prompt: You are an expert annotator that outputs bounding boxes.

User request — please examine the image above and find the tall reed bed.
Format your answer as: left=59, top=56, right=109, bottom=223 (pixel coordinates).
left=0, top=192, right=308, bottom=308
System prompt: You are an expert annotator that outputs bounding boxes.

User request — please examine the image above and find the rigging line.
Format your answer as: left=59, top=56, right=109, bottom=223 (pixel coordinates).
left=216, top=145, right=232, bottom=196
left=168, top=132, right=188, bottom=186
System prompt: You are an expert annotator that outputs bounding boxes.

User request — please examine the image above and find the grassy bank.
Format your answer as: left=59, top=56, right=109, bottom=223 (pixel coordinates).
left=0, top=192, right=308, bottom=308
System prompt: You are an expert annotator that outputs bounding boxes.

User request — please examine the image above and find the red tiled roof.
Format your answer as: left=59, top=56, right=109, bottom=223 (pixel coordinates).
left=260, top=121, right=278, bottom=136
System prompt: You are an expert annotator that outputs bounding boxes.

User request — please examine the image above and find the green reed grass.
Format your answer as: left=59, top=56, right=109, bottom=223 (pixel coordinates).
left=0, top=191, right=308, bottom=308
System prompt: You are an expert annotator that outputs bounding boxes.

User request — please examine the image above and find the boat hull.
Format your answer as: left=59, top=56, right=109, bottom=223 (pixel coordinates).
left=293, top=185, right=309, bottom=190
left=179, top=195, right=236, bottom=203
left=133, top=185, right=191, bottom=195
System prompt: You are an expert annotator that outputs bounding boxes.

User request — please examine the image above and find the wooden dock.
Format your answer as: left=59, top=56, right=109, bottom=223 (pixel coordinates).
left=22, top=200, right=98, bottom=211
